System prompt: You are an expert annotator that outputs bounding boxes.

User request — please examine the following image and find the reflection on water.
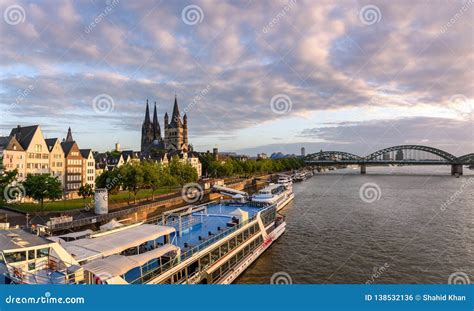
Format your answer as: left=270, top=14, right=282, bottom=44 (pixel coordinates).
left=236, top=166, right=474, bottom=284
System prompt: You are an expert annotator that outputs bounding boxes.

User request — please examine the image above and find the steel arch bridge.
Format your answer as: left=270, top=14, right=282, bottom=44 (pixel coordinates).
left=306, top=151, right=363, bottom=161
left=304, top=145, right=472, bottom=175
left=365, top=145, right=458, bottom=162
left=458, top=153, right=474, bottom=164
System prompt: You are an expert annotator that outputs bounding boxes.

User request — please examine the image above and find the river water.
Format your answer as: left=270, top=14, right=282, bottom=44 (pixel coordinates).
left=236, top=166, right=474, bottom=284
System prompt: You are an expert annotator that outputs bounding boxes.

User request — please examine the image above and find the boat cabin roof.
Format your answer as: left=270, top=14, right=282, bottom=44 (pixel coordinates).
left=0, top=229, right=53, bottom=252
left=82, top=244, right=179, bottom=280
left=62, top=224, right=175, bottom=262
left=260, top=184, right=283, bottom=192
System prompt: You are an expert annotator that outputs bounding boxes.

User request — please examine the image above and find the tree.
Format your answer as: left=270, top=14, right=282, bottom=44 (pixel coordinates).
left=23, top=174, right=63, bottom=210
left=142, top=161, right=163, bottom=200
left=78, top=184, right=94, bottom=203
left=119, top=162, right=145, bottom=204
left=168, top=156, right=198, bottom=185
left=95, top=170, right=122, bottom=194
left=0, top=168, right=19, bottom=203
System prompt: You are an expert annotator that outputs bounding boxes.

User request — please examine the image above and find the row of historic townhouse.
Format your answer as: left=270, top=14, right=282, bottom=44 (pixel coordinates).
left=0, top=125, right=95, bottom=197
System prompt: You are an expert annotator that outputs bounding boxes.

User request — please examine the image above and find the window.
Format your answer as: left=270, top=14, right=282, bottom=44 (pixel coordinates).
left=4, top=251, right=26, bottom=263
left=36, top=248, right=49, bottom=258
left=35, top=144, right=42, bottom=152
left=27, top=250, right=35, bottom=260
left=142, top=258, right=160, bottom=274
left=210, top=248, right=220, bottom=262
left=123, top=267, right=141, bottom=283
left=229, top=237, right=237, bottom=250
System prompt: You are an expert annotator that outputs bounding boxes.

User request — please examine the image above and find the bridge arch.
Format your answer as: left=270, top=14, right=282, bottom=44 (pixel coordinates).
left=458, top=153, right=474, bottom=164
left=365, top=145, right=458, bottom=162
left=306, top=151, right=362, bottom=161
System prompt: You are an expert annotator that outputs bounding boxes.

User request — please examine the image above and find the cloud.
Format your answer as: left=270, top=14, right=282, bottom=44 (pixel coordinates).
left=0, top=0, right=472, bottom=151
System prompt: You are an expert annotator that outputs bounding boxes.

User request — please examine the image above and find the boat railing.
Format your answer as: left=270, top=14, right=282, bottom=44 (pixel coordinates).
left=3, top=252, right=81, bottom=285
left=131, top=203, right=277, bottom=284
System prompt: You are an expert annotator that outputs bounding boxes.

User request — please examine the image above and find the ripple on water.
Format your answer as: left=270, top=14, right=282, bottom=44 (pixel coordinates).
left=236, top=167, right=474, bottom=284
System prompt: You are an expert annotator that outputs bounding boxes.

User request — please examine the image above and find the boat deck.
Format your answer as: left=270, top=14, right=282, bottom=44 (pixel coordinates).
left=168, top=203, right=261, bottom=250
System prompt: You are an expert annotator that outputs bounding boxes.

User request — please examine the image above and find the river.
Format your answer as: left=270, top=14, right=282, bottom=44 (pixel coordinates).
left=236, top=166, right=474, bottom=284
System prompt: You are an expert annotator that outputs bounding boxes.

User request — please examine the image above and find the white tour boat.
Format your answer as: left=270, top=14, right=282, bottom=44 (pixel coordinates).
left=0, top=200, right=286, bottom=285
left=251, top=177, right=294, bottom=211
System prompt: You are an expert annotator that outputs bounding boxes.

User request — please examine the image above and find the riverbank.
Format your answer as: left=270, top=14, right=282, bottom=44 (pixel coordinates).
left=0, top=174, right=276, bottom=232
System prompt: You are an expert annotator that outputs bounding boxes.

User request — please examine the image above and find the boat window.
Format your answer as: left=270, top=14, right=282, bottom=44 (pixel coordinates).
left=221, top=261, right=230, bottom=273
left=237, top=233, right=243, bottom=244
left=237, top=250, right=243, bottom=260
left=230, top=255, right=237, bottom=266
left=142, top=258, right=160, bottom=273
left=243, top=230, right=249, bottom=240
left=220, top=242, right=229, bottom=255
left=210, top=248, right=220, bottom=262
left=229, top=237, right=237, bottom=249
left=249, top=226, right=255, bottom=235
left=200, top=254, right=210, bottom=268
left=36, top=248, right=49, bottom=258
left=211, top=270, right=220, bottom=282
left=245, top=245, right=250, bottom=254
left=4, top=251, right=26, bottom=263
left=28, top=262, right=36, bottom=271
left=27, top=250, right=35, bottom=260
left=124, top=267, right=142, bottom=283
left=187, top=260, right=199, bottom=277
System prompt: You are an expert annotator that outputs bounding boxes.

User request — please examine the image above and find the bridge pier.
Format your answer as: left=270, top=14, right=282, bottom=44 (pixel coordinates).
left=360, top=164, right=366, bottom=175
left=451, top=164, right=463, bottom=176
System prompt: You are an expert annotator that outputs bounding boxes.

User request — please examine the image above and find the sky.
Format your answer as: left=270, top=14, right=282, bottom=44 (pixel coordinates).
left=0, top=0, right=473, bottom=156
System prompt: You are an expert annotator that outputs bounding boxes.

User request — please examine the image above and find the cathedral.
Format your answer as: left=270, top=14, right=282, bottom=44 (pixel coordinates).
left=141, top=96, right=189, bottom=153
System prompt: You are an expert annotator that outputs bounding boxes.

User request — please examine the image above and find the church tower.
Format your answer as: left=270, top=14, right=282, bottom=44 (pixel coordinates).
left=164, top=95, right=188, bottom=152
left=183, top=113, right=188, bottom=148
left=152, top=102, right=161, bottom=142
left=141, top=100, right=154, bottom=152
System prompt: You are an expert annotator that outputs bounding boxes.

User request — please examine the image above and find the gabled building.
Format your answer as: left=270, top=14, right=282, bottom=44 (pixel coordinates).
left=45, top=138, right=65, bottom=186
left=61, top=128, right=83, bottom=195
left=0, top=135, right=26, bottom=179
left=121, top=150, right=140, bottom=164
left=9, top=125, right=49, bottom=178
left=80, top=149, right=95, bottom=188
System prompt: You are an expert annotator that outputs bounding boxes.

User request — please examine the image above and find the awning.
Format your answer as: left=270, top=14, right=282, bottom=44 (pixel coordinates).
left=62, top=224, right=176, bottom=262
left=82, top=244, right=179, bottom=280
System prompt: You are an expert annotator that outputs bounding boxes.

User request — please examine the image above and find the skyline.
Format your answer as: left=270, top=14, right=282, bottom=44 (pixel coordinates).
left=1, top=0, right=473, bottom=156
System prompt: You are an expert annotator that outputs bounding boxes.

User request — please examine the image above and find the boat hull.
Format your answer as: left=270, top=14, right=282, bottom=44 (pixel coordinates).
left=217, top=221, right=286, bottom=284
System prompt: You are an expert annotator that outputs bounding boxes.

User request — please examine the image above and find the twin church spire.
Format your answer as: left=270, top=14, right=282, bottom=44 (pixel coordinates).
left=141, top=96, right=188, bottom=153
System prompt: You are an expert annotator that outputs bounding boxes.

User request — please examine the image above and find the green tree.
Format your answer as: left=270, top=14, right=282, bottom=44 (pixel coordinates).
left=23, top=174, right=63, bottom=210
left=119, top=162, right=145, bottom=204
left=142, top=161, right=163, bottom=200
left=96, top=170, right=122, bottom=194
left=78, top=184, right=94, bottom=203
left=0, top=168, right=19, bottom=203
left=168, top=156, right=198, bottom=185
